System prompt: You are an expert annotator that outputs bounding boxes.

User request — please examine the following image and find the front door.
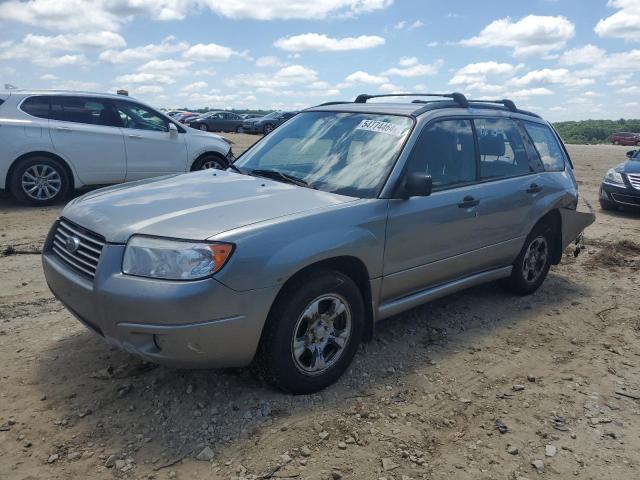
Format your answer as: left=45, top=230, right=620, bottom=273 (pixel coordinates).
left=48, top=96, right=126, bottom=185
left=382, top=119, right=483, bottom=302
left=113, top=100, right=188, bottom=181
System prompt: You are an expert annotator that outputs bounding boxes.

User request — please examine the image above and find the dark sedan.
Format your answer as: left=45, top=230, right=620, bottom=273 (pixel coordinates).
left=242, top=111, right=298, bottom=134
left=190, top=111, right=244, bottom=133
left=600, top=149, right=640, bottom=210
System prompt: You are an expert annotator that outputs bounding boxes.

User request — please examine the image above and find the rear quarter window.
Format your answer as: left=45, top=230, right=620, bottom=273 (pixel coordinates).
left=21, top=96, right=51, bottom=118
left=522, top=122, right=566, bottom=172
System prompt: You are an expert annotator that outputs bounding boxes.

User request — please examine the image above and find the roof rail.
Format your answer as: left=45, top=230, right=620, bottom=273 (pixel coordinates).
left=314, top=101, right=351, bottom=107
left=354, top=92, right=469, bottom=108
left=468, top=99, right=517, bottom=112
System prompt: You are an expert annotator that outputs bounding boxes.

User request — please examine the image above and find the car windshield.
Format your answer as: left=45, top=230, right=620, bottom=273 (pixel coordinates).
left=234, top=111, right=413, bottom=198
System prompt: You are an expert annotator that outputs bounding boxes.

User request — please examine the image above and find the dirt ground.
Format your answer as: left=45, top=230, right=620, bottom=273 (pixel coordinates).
left=1, top=141, right=639, bottom=480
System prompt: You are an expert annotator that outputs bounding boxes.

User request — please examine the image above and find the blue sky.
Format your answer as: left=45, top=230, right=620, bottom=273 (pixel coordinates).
left=0, top=0, right=638, bottom=120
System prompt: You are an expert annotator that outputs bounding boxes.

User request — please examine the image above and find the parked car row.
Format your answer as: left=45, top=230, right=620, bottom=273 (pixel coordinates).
left=0, top=90, right=234, bottom=205
left=39, top=91, right=595, bottom=393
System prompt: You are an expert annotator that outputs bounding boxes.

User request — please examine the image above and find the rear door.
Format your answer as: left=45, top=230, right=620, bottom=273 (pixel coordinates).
left=465, top=116, right=544, bottom=263
left=48, top=96, right=126, bottom=185
left=112, top=100, right=188, bottom=181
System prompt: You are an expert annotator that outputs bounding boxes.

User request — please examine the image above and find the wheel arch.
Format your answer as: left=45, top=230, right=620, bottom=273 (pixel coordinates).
left=8, top=151, right=76, bottom=191
left=265, top=256, right=375, bottom=343
left=189, top=151, right=229, bottom=171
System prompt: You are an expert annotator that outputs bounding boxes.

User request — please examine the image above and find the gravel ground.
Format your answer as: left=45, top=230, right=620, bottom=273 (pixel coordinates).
left=1, top=141, right=639, bottom=480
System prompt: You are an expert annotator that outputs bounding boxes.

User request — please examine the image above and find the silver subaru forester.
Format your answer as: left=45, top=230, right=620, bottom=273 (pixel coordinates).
left=42, top=93, right=594, bottom=394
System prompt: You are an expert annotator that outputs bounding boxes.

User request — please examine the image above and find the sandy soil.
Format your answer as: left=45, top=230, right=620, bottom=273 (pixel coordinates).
left=1, top=141, right=639, bottom=480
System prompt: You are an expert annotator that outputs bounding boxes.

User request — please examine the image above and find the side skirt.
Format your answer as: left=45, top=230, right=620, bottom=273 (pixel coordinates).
left=376, top=266, right=512, bottom=321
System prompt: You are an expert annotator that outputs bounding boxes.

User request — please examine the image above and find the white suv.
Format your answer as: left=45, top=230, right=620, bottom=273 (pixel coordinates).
left=0, top=90, right=234, bottom=205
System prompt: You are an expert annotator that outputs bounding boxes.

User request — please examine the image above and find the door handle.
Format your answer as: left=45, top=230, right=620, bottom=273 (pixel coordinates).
left=55, top=126, right=72, bottom=131
left=526, top=183, right=543, bottom=194
left=128, top=134, right=143, bottom=139
left=458, top=195, right=480, bottom=208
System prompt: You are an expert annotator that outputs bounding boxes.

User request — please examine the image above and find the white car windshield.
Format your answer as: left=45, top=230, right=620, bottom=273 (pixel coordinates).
left=234, top=111, right=413, bottom=198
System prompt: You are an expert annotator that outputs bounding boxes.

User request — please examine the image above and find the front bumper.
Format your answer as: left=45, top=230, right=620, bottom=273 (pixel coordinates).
left=242, top=124, right=262, bottom=133
left=42, top=238, right=279, bottom=369
left=600, top=182, right=640, bottom=208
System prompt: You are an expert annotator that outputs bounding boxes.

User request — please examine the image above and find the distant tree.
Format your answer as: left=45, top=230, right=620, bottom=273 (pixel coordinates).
left=553, top=119, right=640, bottom=144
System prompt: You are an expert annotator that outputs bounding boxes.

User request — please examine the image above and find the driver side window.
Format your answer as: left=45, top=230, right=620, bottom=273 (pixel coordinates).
left=113, top=101, right=169, bottom=132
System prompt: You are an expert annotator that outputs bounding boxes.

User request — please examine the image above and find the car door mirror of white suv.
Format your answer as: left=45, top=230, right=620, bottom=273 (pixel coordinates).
left=168, top=123, right=178, bottom=135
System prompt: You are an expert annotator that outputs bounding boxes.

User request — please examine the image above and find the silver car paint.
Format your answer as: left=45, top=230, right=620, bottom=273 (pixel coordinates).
left=42, top=104, right=595, bottom=368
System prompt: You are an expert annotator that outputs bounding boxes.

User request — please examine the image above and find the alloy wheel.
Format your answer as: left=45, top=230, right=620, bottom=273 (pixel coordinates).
left=522, top=236, right=548, bottom=283
left=291, top=294, right=352, bottom=375
left=21, top=164, right=62, bottom=201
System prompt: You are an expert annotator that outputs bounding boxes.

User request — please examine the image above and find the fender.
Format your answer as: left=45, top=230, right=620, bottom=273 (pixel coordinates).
left=213, top=199, right=388, bottom=292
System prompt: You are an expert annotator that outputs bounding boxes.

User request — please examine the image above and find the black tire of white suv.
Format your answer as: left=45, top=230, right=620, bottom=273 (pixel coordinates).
left=10, top=156, right=70, bottom=206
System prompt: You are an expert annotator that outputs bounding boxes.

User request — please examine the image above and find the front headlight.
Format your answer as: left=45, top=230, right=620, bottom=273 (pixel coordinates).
left=122, top=236, right=233, bottom=280
left=604, top=168, right=624, bottom=186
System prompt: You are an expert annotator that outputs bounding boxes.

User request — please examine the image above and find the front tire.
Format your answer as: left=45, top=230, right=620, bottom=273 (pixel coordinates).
left=255, top=270, right=364, bottom=394
left=263, top=123, right=275, bottom=134
left=501, top=221, right=554, bottom=295
left=10, top=156, right=70, bottom=206
left=197, top=124, right=208, bottom=132
left=192, top=154, right=227, bottom=170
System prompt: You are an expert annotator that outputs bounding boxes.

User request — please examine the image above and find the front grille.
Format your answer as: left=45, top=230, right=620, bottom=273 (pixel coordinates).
left=611, top=193, right=640, bottom=206
left=51, top=219, right=105, bottom=279
left=627, top=173, right=640, bottom=191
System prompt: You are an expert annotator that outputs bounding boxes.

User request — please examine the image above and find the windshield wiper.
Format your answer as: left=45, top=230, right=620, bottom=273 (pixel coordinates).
left=249, top=169, right=314, bottom=188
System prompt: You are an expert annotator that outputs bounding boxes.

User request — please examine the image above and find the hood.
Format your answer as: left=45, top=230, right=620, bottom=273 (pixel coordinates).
left=62, top=170, right=357, bottom=243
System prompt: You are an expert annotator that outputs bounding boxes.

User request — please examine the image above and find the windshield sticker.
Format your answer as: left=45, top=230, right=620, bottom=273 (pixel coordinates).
left=355, top=119, right=406, bottom=137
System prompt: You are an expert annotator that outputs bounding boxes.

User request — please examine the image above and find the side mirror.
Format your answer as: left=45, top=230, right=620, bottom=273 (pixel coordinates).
left=627, top=150, right=636, bottom=158
left=403, top=172, right=432, bottom=198
left=168, top=123, right=178, bottom=135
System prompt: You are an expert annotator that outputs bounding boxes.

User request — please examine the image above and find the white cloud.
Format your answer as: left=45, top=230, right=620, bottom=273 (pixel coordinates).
left=595, top=0, right=640, bottom=41
left=51, top=80, right=101, bottom=91
left=620, top=85, right=640, bottom=94
left=340, top=71, right=389, bottom=86
left=225, top=64, right=318, bottom=89
left=461, top=15, right=575, bottom=57
left=255, top=56, right=286, bottom=67
left=115, top=73, right=175, bottom=85
left=134, top=85, right=165, bottom=94
left=40, top=74, right=59, bottom=81
left=507, top=88, right=554, bottom=98
left=274, top=33, right=385, bottom=52
left=382, top=58, right=443, bottom=77
left=449, top=61, right=520, bottom=86
left=198, top=0, right=393, bottom=20
left=394, top=19, right=424, bottom=30
left=0, top=0, right=393, bottom=32
left=508, top=68, right=594, bottom=87
left=181, top=81, right=209, bottom=93
left=182, top=43, right=237, bottom=61
left=138, top=59, right=193, bottom=72
left=559, top=44, right=606, bottom=65
left=608, top=73, right=633, bottom=85
left=100, top=37, right=189, bottom=64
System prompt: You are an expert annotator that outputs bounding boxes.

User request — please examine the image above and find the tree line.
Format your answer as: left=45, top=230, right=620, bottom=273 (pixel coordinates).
left=553, top=119, right=640, bottom=144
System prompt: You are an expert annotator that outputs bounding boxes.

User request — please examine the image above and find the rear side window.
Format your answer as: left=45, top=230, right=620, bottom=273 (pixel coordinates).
left=522, top=122, right=566, bottom=172
left=474, top=118, right=530, bottom=180
left=407, top=119, right=476, bottom=191
left=21, top=96, right=51, bottom=118
left=50, top=96, right=123, bottom=127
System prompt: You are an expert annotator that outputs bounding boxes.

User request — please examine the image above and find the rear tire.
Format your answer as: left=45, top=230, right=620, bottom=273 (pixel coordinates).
left=236, top=126, right=243, bottom=133
left=10, top=156, right=70, bottom=206
left=255, top=270, right=364, bottom=394
left=501, top=221, right=554, bottom=295
left=197, top=124, right=208, bottom=132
